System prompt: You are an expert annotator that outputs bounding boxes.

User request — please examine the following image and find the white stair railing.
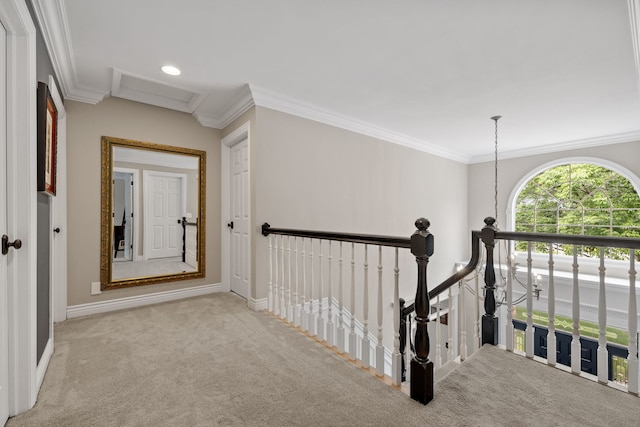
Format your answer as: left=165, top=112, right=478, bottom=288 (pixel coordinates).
left=263, top=220, right=475, bottom=397
left=480, top=222, right=640, bottom=395
left=262, top=224, right=416, bottom=383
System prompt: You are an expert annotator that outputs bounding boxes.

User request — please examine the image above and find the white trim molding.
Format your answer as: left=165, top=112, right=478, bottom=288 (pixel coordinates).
left=67, top=283, right=223, bottom=319
left=1, top=0, right=39, bottom=415
left=250, top=85, right=470, bottom=164
left=194, top=84, right=254, bottom=129
left=48, top=76, right=67, bottom=324
left=29, top=0, right=108, bottom=103
left=249, top=298, right=268, bottom=311
left=470, top=130, right=640, bottom=164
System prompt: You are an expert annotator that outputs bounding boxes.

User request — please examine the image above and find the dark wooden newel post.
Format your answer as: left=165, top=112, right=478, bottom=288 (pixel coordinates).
left=410, top=218, right=434, bottom=404
left=481, top=217, right=499, bottom=345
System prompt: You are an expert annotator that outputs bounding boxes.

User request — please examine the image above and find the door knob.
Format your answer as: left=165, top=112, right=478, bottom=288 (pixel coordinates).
left=53, top=227, right=61, bottom=233
left=2, top=234, right=22, bottom=255
left=227, top=221, right=234, bottom=230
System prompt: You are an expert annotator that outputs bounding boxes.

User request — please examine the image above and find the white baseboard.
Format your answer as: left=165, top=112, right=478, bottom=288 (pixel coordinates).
left=249, top=297, right=268, bottom=311
left=67, top=283, right=223, bottom=319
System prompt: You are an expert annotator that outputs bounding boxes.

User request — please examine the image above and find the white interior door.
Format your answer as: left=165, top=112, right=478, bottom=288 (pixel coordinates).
left=145, top=172, right=184, bottom=259
left=0, top=20, right=10, bottom=426
left=230, top=138, right=249, bottom=299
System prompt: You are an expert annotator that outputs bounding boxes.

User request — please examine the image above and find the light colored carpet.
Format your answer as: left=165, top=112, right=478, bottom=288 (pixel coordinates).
left=7, top=292, right=640, bottom=426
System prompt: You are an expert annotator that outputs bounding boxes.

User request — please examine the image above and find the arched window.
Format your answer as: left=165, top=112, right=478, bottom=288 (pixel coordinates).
left=512, top=161, right=640, bottom=260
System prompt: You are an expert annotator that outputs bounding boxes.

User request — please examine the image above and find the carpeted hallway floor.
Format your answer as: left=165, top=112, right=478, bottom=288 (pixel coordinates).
left=7, top=292, right=640, bottom=426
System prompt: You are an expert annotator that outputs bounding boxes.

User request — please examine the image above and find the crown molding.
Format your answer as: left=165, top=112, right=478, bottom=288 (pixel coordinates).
left=629, top=0, right=640, bottom=93
left=192, top=112, right=224, bottom=129
left=217, top=85, right=255, bottom=129
left=469, top=130, right=640, bottom=164
left=250, top=85, right=470, bottom=163
left=194, top=85, right=254, bottom=129
left=30, top=0, right=108, bottom=103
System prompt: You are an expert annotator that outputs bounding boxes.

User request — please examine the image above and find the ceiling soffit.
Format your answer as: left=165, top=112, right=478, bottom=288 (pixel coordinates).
left=111, top=69, right=205, bottom=114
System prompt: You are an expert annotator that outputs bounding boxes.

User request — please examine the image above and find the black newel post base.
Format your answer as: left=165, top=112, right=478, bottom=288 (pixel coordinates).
left=481, top=314, right=498, bottom=346
left=410, top=358, right=434, bottom=405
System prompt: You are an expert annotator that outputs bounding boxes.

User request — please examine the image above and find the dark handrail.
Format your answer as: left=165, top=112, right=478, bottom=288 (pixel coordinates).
left=261, top=223, right=411, bottom=248
left=402, top=229, right=482, bottom=315
left=181, top=217, right=198, bottom=263
left=494, top=230, right=640, bottom=249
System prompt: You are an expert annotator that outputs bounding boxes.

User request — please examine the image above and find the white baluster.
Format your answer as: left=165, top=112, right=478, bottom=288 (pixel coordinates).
left=268, top=235, right=273, bottom=313
left=526, top=242, right=534, bottom=359
left=287, top=236, right=293, bottom=322
left=274, top=236, right=279, bottom=317
left=505, top=247, right=514, bottom=352
left=362, top=244, right=370, bottom=368
left=435, top=294, right=442, bottom=368
left=597, top=247, right=608, bottom=384
left=310, top=239, right=316, bottom=336
left=547, top=244, right=556, bottom=366
left=459, top=276, right=468, bottom=361
left=571, top=246, right=581, bottom=374
left=628, top=249, right=638, bottom=394
left=375, top=246, right=384, bottom=377
left=392, top=248, right=402, bottom=385
left=448, top=287, right=454, bottom=363
left=302, top=238, right=309, bottom=332
left=294, top=237, right=300, bottom=327
left=317, top=240, right=325, bottom=341
left=349, top=242, right=357, bottom=361
left=327, top=241, right=335, bottom=347
left=279, top=236, right=287, bottom=319
left=337, top=242, right=345, bottom=354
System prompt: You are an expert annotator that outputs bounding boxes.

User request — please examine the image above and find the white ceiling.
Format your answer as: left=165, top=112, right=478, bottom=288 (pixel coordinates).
left=32, top=0, right=640, bottom=163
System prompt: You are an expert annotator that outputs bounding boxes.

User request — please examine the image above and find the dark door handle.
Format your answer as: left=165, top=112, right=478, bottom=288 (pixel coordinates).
left=227, top=221, right=234, bottom=230
left=53, top=227, right=61, bottom=233
left=2, top=234, right=22, bottom=255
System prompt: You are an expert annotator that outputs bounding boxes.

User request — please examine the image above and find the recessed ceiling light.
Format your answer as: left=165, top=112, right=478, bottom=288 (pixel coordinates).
left=161, top=65, right=181, bottom=76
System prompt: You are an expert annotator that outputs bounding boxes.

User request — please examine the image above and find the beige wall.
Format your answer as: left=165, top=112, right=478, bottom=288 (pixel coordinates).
left=66, top=97, right=221, bottom=306
left=468, top=140, right=640, bottom=231
left=249, top=106, right=469, bottom=349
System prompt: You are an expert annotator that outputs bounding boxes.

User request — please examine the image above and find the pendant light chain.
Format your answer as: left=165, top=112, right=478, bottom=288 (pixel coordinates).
left=491, top=115, right=502, bottom=225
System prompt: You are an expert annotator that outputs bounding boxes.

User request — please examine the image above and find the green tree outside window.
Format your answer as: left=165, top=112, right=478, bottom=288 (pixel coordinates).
left=514, top=164, right=640, bottom=260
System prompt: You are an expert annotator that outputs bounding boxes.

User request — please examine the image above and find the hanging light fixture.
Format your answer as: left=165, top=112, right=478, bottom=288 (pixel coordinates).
left=491, top=115, right=502, bottom=225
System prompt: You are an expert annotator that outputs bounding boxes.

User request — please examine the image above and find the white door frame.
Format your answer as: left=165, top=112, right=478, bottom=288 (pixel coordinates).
left=36, top=76, right=66, bottom=392
left=221, top=122, right=252, bottom=306
left=142, top=170, right=187, bottom=260
left=1, top=15, right=9, bottom=426
left=114, top=167, right=140, bottom=261
left=50, top=76, right=67, bottom=325
left=0, top=0, right=38, bottom=415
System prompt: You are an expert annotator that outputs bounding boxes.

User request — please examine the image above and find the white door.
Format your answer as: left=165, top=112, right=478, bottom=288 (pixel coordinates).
left=0, top=20, right=10, bottom=426
left=230, top=138, right=250, bottom=299
left=146, top=174, right=183, bottom=259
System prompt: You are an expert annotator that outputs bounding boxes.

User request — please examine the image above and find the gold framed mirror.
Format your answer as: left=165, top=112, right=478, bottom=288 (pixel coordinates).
left=100, top=136, right=206, bottom=290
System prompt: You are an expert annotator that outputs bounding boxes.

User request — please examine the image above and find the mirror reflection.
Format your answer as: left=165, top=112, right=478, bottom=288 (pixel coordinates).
left=101, top=136, right=206, bottom=289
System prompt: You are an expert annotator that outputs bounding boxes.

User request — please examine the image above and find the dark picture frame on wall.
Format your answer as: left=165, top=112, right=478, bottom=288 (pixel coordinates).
left=37, top=81, right=58, bottom=196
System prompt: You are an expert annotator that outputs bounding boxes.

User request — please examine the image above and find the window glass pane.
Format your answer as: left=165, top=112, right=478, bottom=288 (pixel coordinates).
left=514, top=162, right=640, bottom=260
